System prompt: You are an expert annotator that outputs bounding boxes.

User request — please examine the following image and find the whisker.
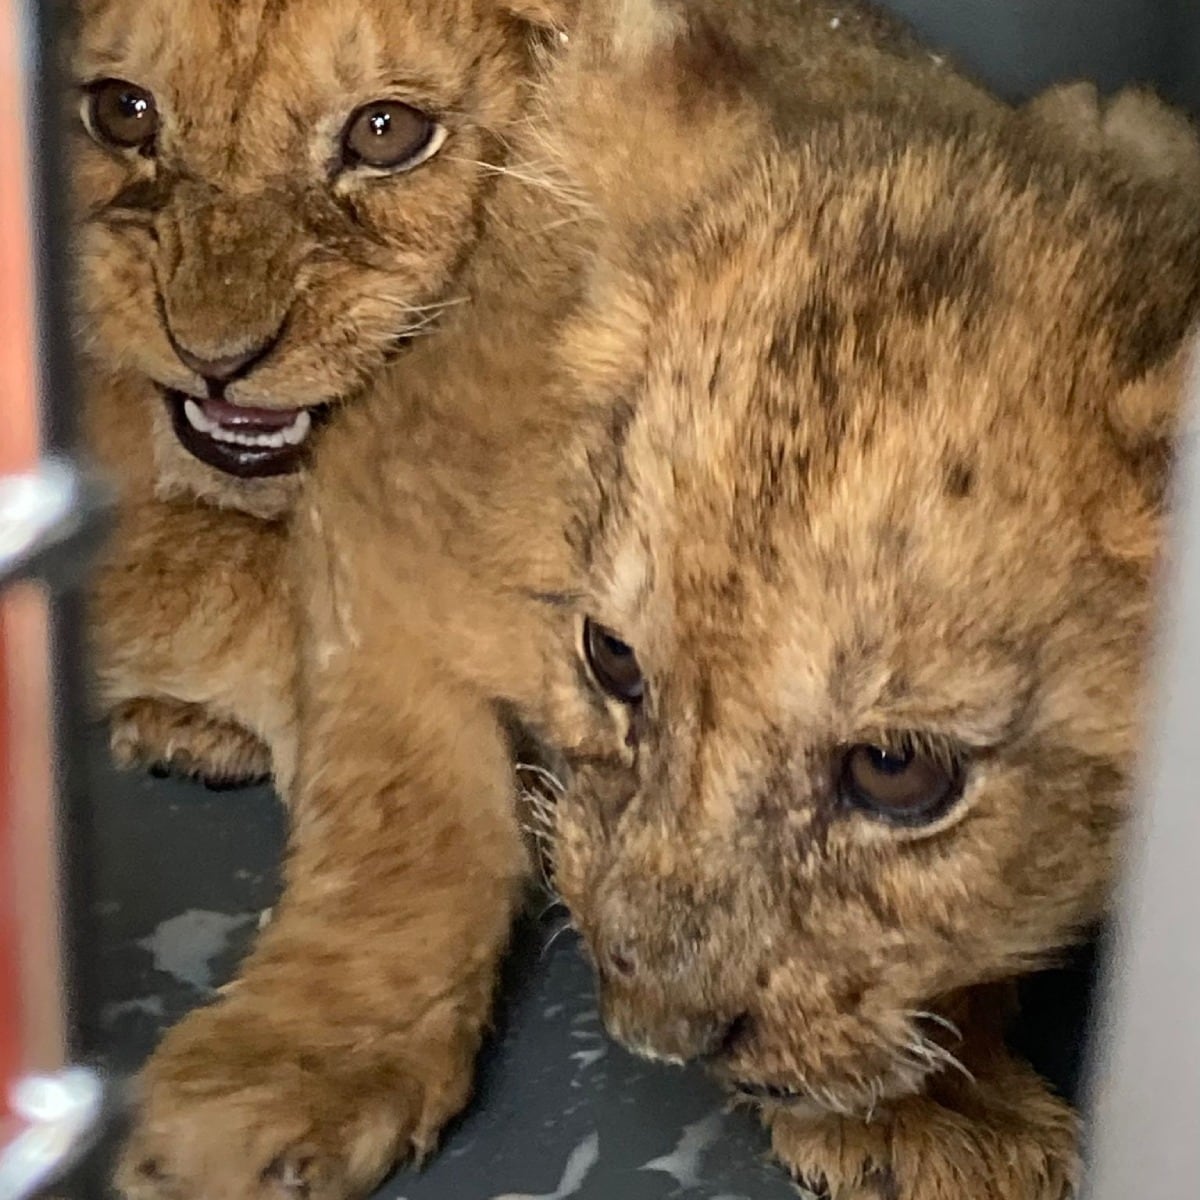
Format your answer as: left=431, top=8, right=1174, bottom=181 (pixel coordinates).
left=907, top=1033, right=976, bottom=1086
left=863, top=1076, right=882, bottom=1124
left=395, top=310, right=448, bottom=337
left=538, top=214, right=588, bottom=234
left=519, top=817, right=550, bottom=843
left=905, top=1009, right=963, bottom=1042
left=442, top=154, right=587, bottom=208
left=522, top=815, right=555, bottom=840
left=815, top=1085, right=853, bottom=1116
left=515, top=761, right=567, bottom=794
left=519, top=824, right=557, bottom=891
left=520, top=786, right=558, bottom=815
left=896, top=1043, right=939, bottom=1079
left=540, top=917, right=576, bottom=959
left=520, top=798, right=558, bottom=833
left=392, top=294, right=470, bottom=317
left=514, top=760, right=567, bottom=913
left=929, top=1046, right=976, bottom=1085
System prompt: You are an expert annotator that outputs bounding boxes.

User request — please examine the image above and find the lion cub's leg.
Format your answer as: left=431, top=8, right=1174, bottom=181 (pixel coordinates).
left=769, top=989, right=1079, bottom=1200
left=114, top=617, right=528, bottom=1199
left=90, top=496, right=297, bottom=790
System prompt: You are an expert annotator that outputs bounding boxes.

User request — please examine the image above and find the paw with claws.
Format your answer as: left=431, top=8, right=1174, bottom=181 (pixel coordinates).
left=769, top=1060, right=1079, bottom=1200
left=109, top=698, right=272, bottom=789
left=115, top=991, right=479, bottom=1200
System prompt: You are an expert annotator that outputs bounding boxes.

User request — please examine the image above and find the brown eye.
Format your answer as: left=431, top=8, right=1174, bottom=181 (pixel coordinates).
left=85, top=79, right=158, bottom=153
left=838, top=740, right=963, bottom=825
left=583, top=619, right=645, bottom=704
left=341, top=101, right=440, bottom=171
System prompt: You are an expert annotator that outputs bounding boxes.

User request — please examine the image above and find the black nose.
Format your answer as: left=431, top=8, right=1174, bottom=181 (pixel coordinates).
left=169, top=328, right=280, bottom=384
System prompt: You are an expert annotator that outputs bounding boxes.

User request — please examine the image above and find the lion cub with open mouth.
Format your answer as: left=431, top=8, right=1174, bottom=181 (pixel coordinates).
left=71, top=0, right=572, bottom=789
left=115, top=1, right=1198, bottom=1198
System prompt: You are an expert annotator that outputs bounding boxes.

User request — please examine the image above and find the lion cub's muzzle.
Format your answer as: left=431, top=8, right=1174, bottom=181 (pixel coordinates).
left=152, top=186, right=336, bottom=479
left=570, top=873, right=821, bottom=1108
left=595, top=969, right=817, bottom=1108
left=598, top=985, right=743, bottom=1067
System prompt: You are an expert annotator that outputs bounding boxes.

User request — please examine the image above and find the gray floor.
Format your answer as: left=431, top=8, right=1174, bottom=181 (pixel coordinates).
left=79, top=730, right=802, bottom=1200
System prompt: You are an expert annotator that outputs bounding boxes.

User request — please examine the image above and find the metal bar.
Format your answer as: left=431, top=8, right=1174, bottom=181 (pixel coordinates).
left=1082, top=348, right=1200, bottom=1195
left=0, top=464, right=95, bottom=590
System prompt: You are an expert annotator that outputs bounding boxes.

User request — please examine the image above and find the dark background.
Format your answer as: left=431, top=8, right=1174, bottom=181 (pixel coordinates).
left=885, top=0, right=1199, bottom=115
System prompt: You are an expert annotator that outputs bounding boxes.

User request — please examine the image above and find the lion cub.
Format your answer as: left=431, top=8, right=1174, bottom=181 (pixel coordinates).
left=115, top=1, right=1198, bottom=1199
left=72, top=0, right=571, bottom=788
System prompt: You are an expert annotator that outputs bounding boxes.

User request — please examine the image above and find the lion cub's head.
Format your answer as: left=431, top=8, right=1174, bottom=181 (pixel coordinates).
left=72, top=0, right=565, bottom=509
left=536, top=2, right=1200, bottom=1115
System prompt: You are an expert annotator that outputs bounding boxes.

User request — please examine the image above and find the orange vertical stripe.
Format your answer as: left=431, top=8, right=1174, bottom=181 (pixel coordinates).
left=0, top=0, right=52, bottom=1127
left=0, top=0, right=39, bottom=473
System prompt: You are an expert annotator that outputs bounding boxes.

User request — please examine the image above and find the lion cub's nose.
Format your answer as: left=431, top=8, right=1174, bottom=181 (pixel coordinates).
left=169, top=328, right=281, bottom=384
left=597, top=941, right=743, bottom=1064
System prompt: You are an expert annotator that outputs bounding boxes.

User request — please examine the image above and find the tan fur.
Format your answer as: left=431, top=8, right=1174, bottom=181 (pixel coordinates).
left=73, top=0, right=573, bottom=783
left=111, top=2, right=1200, bottom=1199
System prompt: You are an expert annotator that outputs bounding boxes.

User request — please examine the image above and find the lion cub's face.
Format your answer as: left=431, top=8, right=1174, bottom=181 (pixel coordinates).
left=73, top=0, right=550, bottom=486
left=546, top=143, right=1197, bottom=1113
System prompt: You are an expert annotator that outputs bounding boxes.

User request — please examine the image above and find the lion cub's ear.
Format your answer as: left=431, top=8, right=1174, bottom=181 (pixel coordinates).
left=535, top=0, right=766, bottom=231
left=1094, top=334, right=1198, bottom=567
left=1110, top=333, right=1200, bottom=454
left=1021, top=81, right=1200, bottom=192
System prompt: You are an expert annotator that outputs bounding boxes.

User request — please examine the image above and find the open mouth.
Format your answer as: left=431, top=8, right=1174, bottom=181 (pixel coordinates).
left=164, top=390, right=328, bottom=479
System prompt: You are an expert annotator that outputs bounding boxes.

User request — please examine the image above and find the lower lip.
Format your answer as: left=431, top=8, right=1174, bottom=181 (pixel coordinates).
left=163, top=390, right=320, bottom=479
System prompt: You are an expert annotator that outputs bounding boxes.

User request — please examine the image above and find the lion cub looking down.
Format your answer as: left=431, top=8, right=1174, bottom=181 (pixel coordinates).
left=116, top=1, right=1199, bottom=1199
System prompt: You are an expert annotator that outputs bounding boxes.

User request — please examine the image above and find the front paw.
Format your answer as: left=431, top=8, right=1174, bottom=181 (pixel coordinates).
left=109, top=697, right=272, bottom=789
left=770, top=1108, right=895, bottom=1200
left=115, top=996, right=478, bottom=1200
left=769, top=1088, right=1079, bottom=1200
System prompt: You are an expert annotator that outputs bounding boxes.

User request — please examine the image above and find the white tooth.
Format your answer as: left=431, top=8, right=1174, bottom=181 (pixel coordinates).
left=214, top=428, right=256, bottom=446
left=283, top=410, right=312, bottom=446
left=197, top=408, right=309, bottom=451
left=183, top=399, right=216, bottom=435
